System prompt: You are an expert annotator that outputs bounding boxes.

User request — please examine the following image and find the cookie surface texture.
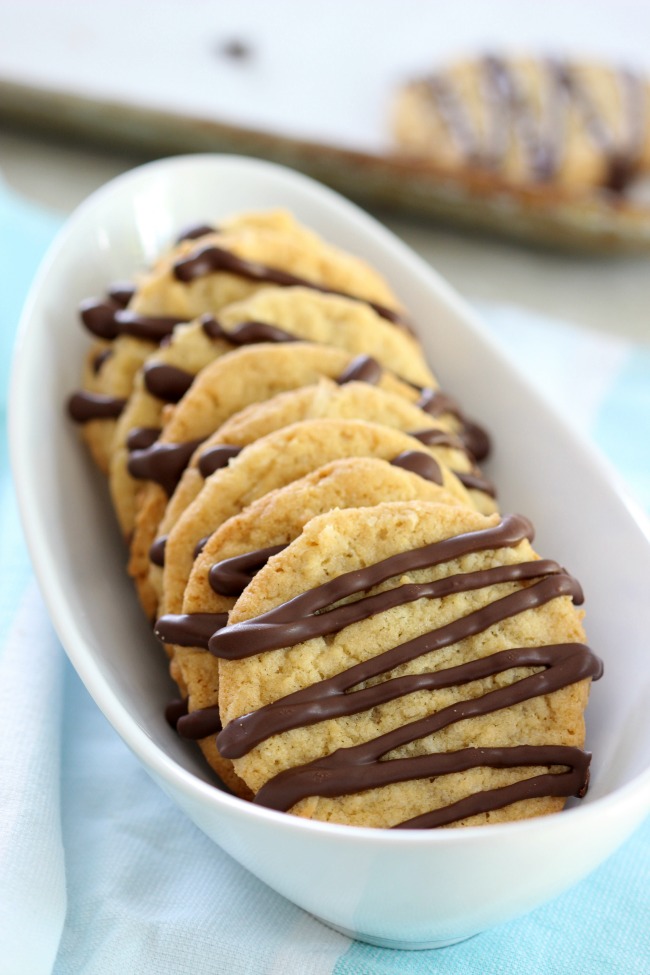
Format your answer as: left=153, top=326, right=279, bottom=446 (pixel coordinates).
left=164, top=457, right=464, bottom=796
left=215, top=501, right=600, bottom=829
left=160, top=418, right=476, bottom=618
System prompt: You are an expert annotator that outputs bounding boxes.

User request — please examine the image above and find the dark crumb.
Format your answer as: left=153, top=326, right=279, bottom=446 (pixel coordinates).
left=217, top=38, right=253, bottom=61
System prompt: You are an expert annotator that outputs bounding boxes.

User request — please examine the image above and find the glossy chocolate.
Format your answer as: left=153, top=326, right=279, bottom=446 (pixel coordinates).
left=128, top=437, right=205, bottom=495
left=198, top=445, right=242, bottom=479
left=142, top=363, right=195, bottom=403
left=211, top=514, right=600, bottom=826
left=67, top=391, right=126, bottom=422
left=173, top=244, right=413, bottom=332
left=154, top=612, right=229, bottom=649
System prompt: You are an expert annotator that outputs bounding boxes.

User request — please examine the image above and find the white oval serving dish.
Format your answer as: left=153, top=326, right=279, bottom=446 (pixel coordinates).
left=9, top=154, right=650, bottom=949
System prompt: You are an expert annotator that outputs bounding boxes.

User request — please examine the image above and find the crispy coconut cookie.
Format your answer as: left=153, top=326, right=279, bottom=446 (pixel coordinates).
left=158, top=418, right=477, bottom=623
left=68, top=207, right=404, bottom=472
left=130, top=221, right=403, bottom=324
left=213, top=502, right=602, bottom=828
left=109, top=284, right=436, bottom=537
left=126, top=343, right=431, bottom=618
left=394, top=56, right=650, bottom=193
left=152, top=377, right=495, bottom=596
left=66, top=210, right=303, bottom=472
left=156, top=457, right=465, bottom=796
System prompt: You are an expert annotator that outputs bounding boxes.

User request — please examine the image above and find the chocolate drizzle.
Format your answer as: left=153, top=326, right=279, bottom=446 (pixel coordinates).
left=79, top=298, right=186, bottom=342
left=173, top=244, right=413, bottom=332
left=416, top=389, right=490, bottom=461
left=166, top=695, right=223, bottom=739
left=209, top=544, right=288, bottom=597
left=201, top=315, right=297, bottom=345
left=177, top=706, right=223, bottom=740
left=423, top=56, right=647, bottom=194
left=142, top=363, right=195, bottom=403
left=68, top=391, right=126, bottom=422
left=218, top=641, right=599, bottom=760
left=154, top=612, right=229, bottom=649
left=92, top=348, right=113, bottom=374
left=176, top=223, right=217, bottom=242
left=198, top=445, right=242, bottom=479
left=165, top=697, right=188, bottom=729
left=126, top=426, right=161, bottom=451
left=456, top=471, right=497, bottom=498
left=106, top=281, right=136, bottom=307
left=409, top=427, right=467, bottom=451
left=210, top=514, right=601, bottom=825
left=149, top=535, right=167, bottom=567
left=128, top=437, right=205, bottom=495
left=390, top=450, right=443, bottom=485
left=336, top=355, right=383, bottom=386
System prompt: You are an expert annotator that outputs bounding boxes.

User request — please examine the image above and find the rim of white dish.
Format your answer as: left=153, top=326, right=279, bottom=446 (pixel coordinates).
left=9, top=152, right=650, bottom=847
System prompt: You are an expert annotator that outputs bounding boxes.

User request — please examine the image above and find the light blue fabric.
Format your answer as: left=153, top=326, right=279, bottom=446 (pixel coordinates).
left=0, top=179, right=648, bottom=975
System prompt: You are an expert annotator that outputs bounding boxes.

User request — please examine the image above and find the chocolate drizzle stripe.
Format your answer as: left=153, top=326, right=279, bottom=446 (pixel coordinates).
left=209, top=544, right=288, bottom=597
left=201, top=315, right=298, bottom=345
left=336, top=355, right=383, bottom=386
left=68, top=391, right=126, bottom=422
left=126, top=426, right=161, bottom=451
left=394, top=765, right=589, bottom=829
left=423, top=75, right=478, bottom=157
left=79, top=298, right=187, bottom=342
left=154, top=612, right=229, bottom=648
left=106, top=281, right=136, bottom=307
left=424, top=57, right=646, bottom=194
left=253, top=744, right=590, bottom=815
left=177, top=706, right=222, bottom=739
left=390, top=450, right=443, bottom=485
left=194, top=534, right=212, bottom=559
left=416, top=389, right=490, bottom=462
left=212, top=564, right=578, bottom=662
left=172, top=244, right=413, bottom=333
left=149, top=535, right=167, bottom=567
left=456, top=471, right=497, bottom=498
left=209, top=514, right=537, bottom=659
left=218, top=642, right=600, bottom=759
left=176, top=222, right=217, bottom=242
left=198, top=444, right=242, bottom=479
left=142, top=363, right=195, bottom=403
left=92, top=348, right=113, bottom=375
left=409, top=428, right=468, bottom=452
left=128, top=437, right=205, bottom=495
left=165, top=697, right=188, bottom=729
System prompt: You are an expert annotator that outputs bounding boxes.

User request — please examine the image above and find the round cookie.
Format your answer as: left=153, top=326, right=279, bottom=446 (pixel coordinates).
left=214, top=501, right=602, bottom=829
left=394, top=56, right=650, bottom=194
left=109, top=284, right=436, bottom=537
left=130, top=220, right=403, bottom=322
left=67, top=209, right=309, bottom=472
left=158, top=418, right=477, bottom=622
left=157, top=457, right=466, bottom=797
left=126, top=343, right=429, bottom=618
left=69, top=208, right=404, bottom=472
left=149, top=378, right=495, bottom=615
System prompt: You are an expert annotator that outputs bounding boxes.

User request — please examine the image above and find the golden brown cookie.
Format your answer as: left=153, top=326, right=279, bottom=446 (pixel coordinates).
left=393, top=55, right=650, bottom=251
left=156, top=457, right=465, bottom=797
left=68, top=207, right=405, bottom=472
left=159, top=418, right=477, bottom=622
left=126, top=343, right=434, bottom=618
left=109, top=284, right=435, bottom=538
left=214, top=501, right=602, bottom=828
left=66, top=211, right=300, bottom=471
left=148, top=377, right=495, bottom=617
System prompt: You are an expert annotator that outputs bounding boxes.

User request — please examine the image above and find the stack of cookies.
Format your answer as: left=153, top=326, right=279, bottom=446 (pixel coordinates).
left=68, top=208, right=602, bottom=829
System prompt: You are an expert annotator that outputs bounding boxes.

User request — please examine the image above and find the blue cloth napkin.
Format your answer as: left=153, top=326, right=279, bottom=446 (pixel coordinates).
left=0, top=178, right=648, bottom=975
